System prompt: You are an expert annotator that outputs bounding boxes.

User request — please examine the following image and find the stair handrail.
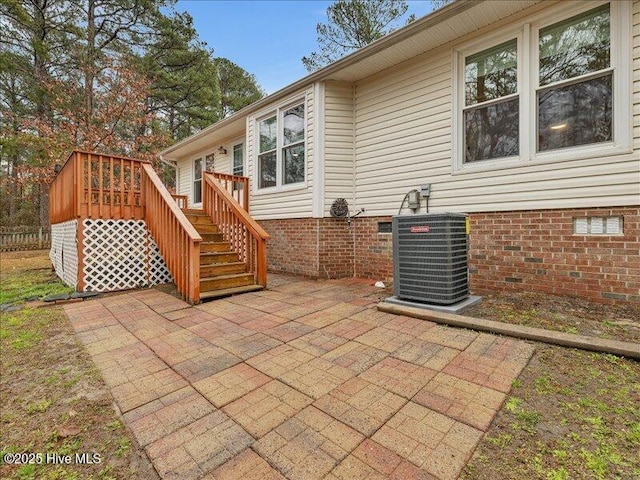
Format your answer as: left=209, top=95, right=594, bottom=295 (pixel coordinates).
left=203, top=172, right=269, bottom=287
left=141, top=163, right=202, bottom=303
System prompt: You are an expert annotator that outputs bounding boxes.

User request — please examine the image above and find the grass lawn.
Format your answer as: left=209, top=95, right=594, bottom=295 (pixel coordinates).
left=0, top=251, right=158, bottom=479
left=461, top=344, right=640, bottom=479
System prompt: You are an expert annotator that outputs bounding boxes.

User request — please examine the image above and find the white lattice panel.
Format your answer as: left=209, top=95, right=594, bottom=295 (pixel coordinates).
left=149, top=235, right=173, bottom=285
left=50, top=220, right=78, bottom=288
left=81, top=219, right=172, bottom=292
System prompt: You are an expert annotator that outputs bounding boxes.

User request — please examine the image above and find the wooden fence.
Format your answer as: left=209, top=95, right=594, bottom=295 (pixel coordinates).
left=0, top=227, right=51, bottom=251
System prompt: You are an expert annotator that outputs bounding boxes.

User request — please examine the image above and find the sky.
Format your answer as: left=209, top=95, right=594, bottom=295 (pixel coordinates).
left=174, top=0, right=435, bottom=94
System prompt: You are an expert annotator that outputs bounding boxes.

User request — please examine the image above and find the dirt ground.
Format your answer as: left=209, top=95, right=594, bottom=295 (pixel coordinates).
left=466, top=290, right=640, bottom=343
left=0, top=250, right=158, bottom=479
left=460, top=292, right=640, bottom=479
left=461, top=344, right=640, bottom=479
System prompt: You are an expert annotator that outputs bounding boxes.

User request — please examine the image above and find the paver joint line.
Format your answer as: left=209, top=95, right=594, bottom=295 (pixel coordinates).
left=65, top=275, right=535, bottom=480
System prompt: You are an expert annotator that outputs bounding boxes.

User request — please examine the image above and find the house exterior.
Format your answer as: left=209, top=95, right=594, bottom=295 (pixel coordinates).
left=160, top=0, right=640, bottom=304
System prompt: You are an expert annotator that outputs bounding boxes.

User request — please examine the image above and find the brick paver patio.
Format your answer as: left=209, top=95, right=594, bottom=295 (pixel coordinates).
left=64, top=274, right=535, bottom=479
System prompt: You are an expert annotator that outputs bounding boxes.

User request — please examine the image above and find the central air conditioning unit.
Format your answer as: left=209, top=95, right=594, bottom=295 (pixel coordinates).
left=393, top=213, right=469, bottom=305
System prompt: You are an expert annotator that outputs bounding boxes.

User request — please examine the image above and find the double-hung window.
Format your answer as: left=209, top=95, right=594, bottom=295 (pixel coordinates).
left=464, top=40, right=519, bottom=162
left=455, top=2, right=629, bottom=170
left=232, top=143, right=244, bottom=191
left=257, top=101, right=305, bottom=190
left=536, top=5, right=611, bottom=151
left=193, top=157, right=202, bottom=204
left=232, top=143, right=244, bottom=177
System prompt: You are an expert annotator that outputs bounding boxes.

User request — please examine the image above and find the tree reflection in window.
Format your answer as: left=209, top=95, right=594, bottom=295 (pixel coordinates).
left=282, top=104, right=304, bottom=184
left=257, top=103, right=305, bottom=189
left=283, top=105, right=304, bottom=145
left=464, top=39, right=519, bottom=162
left=539, top=5, right=610, bottom=86
left=259, top=152, right=276, bottom=188
left=283, top=144, right=305, bottom=184
left=258, top=116, right=277, bottom=188
left=537, top=4, right=612, bottom=151
left=538, top=75, right=612, bottom=151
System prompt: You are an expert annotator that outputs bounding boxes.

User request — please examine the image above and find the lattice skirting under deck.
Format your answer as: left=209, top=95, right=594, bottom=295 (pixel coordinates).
left=50, top=220, right=79, bottom=288
left=81, top=219, right=172, bottom=292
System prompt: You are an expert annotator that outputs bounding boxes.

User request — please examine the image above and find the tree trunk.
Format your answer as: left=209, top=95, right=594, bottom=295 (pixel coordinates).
left=39, top=184, right=50, bottom=229
left=85, top=0, right=96, bottom=126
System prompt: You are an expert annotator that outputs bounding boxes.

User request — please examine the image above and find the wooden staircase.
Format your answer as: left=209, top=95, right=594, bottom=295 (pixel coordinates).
left=183, top=209, right=264, bottom=300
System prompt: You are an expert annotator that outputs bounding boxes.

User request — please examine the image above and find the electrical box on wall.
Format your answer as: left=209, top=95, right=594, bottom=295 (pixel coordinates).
left=420, top=184, right=431, bottom=197
left=407, top=190, right=420, bottom=210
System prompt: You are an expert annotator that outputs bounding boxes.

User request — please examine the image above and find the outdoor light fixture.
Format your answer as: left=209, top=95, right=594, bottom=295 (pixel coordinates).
left=218, top=146, right=227, bottom=155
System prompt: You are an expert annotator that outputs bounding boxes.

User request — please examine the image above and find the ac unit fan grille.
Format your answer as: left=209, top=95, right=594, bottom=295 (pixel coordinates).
left=393, top=213, right=469, bottom=305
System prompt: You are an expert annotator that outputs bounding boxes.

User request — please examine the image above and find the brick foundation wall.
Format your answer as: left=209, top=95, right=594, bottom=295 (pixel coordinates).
left=469, top=207, right=640, bottom=303
left=353, top=216, right=394, bottom=281
left=260, top=218, right=319, bottom=277
left=318, top=218, right=354, bottom=278
left=259, top=206, right=639, bottom=303
left=259, top=217, right=355, bottom=278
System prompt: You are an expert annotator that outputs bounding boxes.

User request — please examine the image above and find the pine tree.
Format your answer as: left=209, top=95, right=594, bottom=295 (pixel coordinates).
left=302, top=0, right=415, bottom=72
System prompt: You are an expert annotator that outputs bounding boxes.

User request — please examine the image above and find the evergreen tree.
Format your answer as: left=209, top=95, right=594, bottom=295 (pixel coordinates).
left=302, top=0, right=415, bottom=72
left=215, top=58, right=264, bottom=119
left=0, top=0, right=264, bottom=227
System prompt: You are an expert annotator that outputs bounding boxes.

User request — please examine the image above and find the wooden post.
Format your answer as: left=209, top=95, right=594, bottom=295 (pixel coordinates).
left=243, top=178, right=250, bottom=212
left=76, top=221, right=84, bottom=292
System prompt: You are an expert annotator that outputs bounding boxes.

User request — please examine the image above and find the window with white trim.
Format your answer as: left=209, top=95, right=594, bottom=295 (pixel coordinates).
left=257, top=101, right=305, bottom=189
left=193, top=157, right=202, bottom=204
left=232, top=143, right=244, bottom=191
left=232, top=143, right=244, bottom=177
left=455, top=2, right=629, bottom=169
left=464, top=39, right=519, bottom=162
left=537, top=5, right=611, bottom=151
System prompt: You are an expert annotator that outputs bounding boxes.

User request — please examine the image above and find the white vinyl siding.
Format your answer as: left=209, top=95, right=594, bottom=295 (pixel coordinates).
left=247, top=87, right=315, bottom=220
left=175, top=144, right=235, bottom=206
left=176, top=158, right=192, bottom=206
left=352, top=0, right=639, bottom=217
left=324, top=81, right=355, bottom=215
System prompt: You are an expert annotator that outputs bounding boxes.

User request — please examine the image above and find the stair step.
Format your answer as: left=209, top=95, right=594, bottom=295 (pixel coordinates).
left=194, top=223, right=219, bottom=234
left=199, top=284, right=264, bottom=301
left=200, top=262, right=246, bottom=277
left=200, top=251, right=240, bottom=264
left=182, top=208, right=205, bottom=215
left=200, top=232, right=224, bottom=242
left=187, top=215, right=216, bottom=226
left=200, top=273, right=255, bottom=291
left=200, top=242, right=232, bottom=253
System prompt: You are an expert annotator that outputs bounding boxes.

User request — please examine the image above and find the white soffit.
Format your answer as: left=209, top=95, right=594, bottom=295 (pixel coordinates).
left=163, top=116, right=246, bottom=160
left=327, top=0, right=541, bottom=82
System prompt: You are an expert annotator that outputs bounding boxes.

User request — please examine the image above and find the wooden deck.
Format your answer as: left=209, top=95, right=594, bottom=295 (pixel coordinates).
left=49, top=150, right=269, bottom=303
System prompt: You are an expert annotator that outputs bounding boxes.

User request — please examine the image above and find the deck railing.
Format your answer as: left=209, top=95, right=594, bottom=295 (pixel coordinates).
left=49, top=150, right=145, bottom=223
left=211, top=172, right=250, bottom=211
left=50, top=150, right=202, bottom=303
left=142, top=164, right=202, bottom=303
left=171, top=194, right=188, bottom=209
left=203, top=172, right=269, bottom=287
